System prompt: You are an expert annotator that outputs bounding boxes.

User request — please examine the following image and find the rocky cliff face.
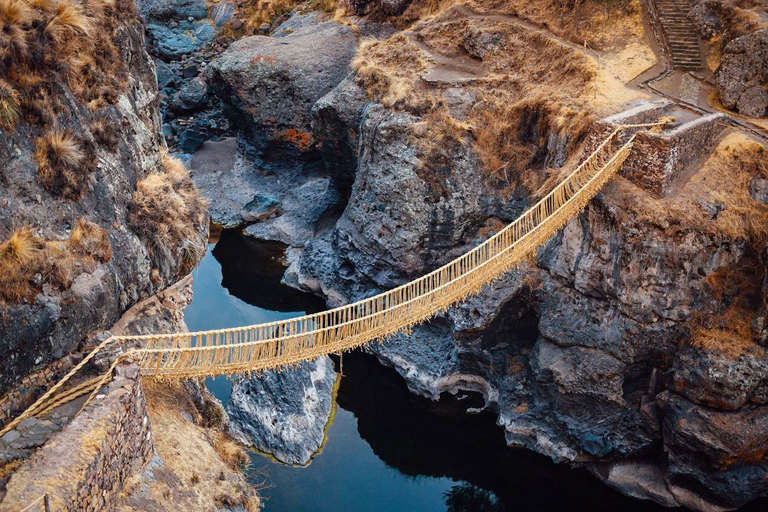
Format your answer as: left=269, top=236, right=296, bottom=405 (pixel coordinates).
left=194, top=7, right=767, bottom=511
left=0, top=4, right=207, bottom=394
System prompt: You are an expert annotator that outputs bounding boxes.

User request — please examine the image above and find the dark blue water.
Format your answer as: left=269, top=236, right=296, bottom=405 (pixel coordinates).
left=184, top=230, right=674, bottom=512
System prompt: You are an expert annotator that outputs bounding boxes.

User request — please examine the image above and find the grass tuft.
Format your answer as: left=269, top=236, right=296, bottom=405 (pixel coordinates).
left=0, top=219, right=111, bottom=303
left=0, top=0, right=34, bottom=61
left=0, top=79, right=20, bottom=128
left=128, top=152, right=207, bottom=278
left=68, top=218, right=112, bottom=262
left=35, top=127, right=92, bottom=198
left=44, top=0, right=93, bottom=45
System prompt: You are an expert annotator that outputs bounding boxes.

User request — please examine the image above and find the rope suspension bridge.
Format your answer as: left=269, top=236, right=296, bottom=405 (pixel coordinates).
left=0, top=118, right=670, bottom=438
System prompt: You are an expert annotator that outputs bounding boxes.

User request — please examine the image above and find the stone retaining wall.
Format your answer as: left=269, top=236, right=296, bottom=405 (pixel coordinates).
left=0, top=363, right=153, bottom=512
left=621, top=113, right=727, bottom=197
left=0, top=355, right=83, bottom=429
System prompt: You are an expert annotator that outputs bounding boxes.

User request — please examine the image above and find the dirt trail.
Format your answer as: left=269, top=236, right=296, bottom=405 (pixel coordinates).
left=402, top=3, right=600, bottom=86
left=406, top=1, right=767, bottom=141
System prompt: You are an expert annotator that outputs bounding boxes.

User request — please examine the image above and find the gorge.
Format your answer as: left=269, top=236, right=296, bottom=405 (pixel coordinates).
left=0, top=0, right=767, bottom=510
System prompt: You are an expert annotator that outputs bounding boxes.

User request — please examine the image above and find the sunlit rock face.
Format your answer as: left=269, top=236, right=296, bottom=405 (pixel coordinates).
left=227, top=357, right=337, bottom=465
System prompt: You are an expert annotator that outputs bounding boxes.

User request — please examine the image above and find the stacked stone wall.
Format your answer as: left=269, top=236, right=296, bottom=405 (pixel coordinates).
left=0, top=355, right=83, bottom=429
left=0, top=364, right=152, bottom=512
left=621, top=113, right=727, bottom=196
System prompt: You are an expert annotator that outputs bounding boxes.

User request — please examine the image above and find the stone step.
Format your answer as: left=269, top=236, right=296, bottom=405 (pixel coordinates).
left=672, top=62, right=702, bottom=68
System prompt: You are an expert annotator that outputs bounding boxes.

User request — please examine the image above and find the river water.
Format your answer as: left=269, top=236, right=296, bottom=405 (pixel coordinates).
left=184, top=230, right=674, bottom=512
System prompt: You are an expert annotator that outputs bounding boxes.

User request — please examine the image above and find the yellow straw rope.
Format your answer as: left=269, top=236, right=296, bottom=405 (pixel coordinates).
left=0, top=119, right=669, bottom=440
left=0, top=336, right=115, bottom=437
left=115, top=120, right=668, bottom=380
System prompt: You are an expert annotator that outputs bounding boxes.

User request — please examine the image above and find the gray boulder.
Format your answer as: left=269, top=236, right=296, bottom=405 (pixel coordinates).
left=206, top=19, right=356, bottom=155
left=226, top=357, right=337, bottom=465
left=668, top=346, right=768, bottom=410
left=240, top=194, right=281, bottom=223
left=715, top=28, right=768, bottom=117
left=659, top=392, right=768, bottom=510
left=688, top=1, right=721, bottom=40
left=310, top=74, right=369, bottom=189
left=736, top=85, right=768, bottom=118
left=145, top=21, right=215, bottom=60
left=210, top=0, right=235, bottom=27
left=138, top=0, right=207, bottom=22
left=171, top=76, right=210, bottom=112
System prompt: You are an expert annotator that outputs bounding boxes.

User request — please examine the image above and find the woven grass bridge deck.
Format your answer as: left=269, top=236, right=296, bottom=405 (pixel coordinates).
left=0, top=118, right=670, bottom=438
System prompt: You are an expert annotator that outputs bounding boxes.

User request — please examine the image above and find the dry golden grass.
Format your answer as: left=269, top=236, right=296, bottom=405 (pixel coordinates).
left=0, top=0, right=131, bottom=130
left=219, top=0, right=301, bottom=38
left=603, top=133, right=767, bottom=359
left=44, top=0, right=93, bottom=43
left=117, top=381, right=260, bottom=512
left=617, top=134, right=768, bottom=243
left=353, top=13, right=598, bottom=197
left=128, top=153, right=207, bottom=276
left=0, top=220, right=112, bottom=303
left=689, top=260, right=766, bottom=359
left=464, top=0, right=646, bottom=50
left=68, top=218, right=112, bottom=261
left=353, top=35, right=434, bottom=112
left=0, top=0, right=33, bottom=61
left=34, top=127, right=94, bottom=198
left=0, top=79, right=20, bottom=128
left=210, top=430, right=250, bottom=469
left=90, top=115, right=118, bottom=150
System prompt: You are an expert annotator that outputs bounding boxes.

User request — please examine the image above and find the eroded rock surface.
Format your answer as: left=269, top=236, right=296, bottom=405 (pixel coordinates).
left=206, top=18, right=357, bottom=158
left=176, top=6, right=768, bottom=510
left=715, top=28, right=768, bottom=118
left=0, top=16, right=206, bottom=394
left=226, top=357, right=337, bottom=465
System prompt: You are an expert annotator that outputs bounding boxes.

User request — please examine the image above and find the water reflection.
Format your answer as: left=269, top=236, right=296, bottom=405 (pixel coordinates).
left=211, top=229, right=325, bottom=314
left=334, top=351, right=668, bottom=512
left=185, top=229, right=675, bottom=512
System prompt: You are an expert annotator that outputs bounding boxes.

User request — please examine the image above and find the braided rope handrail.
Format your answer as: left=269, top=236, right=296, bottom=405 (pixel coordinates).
left=118, top=119, right=669, bottom=379
left=0, top=119, right=669, bottom=441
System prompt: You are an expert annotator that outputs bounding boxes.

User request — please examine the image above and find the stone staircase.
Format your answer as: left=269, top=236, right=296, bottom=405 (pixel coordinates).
left=654, top=0, right=702, bottom=71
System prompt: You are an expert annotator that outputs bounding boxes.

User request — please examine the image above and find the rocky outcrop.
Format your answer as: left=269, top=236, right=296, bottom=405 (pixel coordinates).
left=288, top=102, right=527, bottom=304
left=659, top=392, right=768, bottom=510
left=715, top=28, right=768, bottom=118
left=206, top=18, right=357, bottom=159
left=226, top=357, right=337, bottom=465
left=274, top=87, right=767, bottom=509
left=178, top=5, right=768, bottom=509
left=0, top=13, right=205, bottom=394
left=190, top=16, right=360, bottom=247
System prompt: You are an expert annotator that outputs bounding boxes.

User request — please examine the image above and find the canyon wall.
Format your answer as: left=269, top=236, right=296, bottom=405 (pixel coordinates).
left=199, top=8, right=768, bottom=510
left=0, top=2, right=207, bottom=395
